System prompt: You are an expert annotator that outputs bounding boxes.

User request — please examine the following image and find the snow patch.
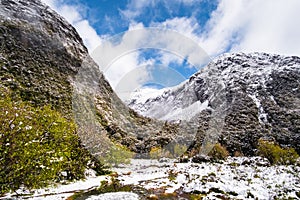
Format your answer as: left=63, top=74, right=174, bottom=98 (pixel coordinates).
left=3, top=173, right=107, bottom=200
left=161, top=100, right=209, bottom=121
left=248, top=94, right=268, bottom=124
left=86, top=192, right=139, bottom=200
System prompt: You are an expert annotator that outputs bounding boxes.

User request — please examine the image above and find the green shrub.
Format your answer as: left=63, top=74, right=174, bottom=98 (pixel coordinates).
left=208, top=143, right=229, bottom=160
left=0, top=88, right=106, bottom=194
left=173, top=144, right=188, bottom=158
left=148, top=144, right=188, bottom=159
left=148, top=146, right=174, bottom=159
left=101, top=143, right=134, bottom=167
left=149, top=146, right=163, bottom=159
left=257, top=139, right=299, bottom=165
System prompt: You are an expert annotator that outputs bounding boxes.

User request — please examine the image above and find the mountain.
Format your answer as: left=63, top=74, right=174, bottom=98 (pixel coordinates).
left=0, top=0, right=178, bottom=164
left=128, top=52, right=300, bottom=155
left=0, top=0, right=299, bottom=197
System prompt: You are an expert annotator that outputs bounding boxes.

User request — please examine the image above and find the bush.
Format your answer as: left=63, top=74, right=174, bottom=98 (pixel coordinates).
left=208, top=143, right=229, bottom=160
left=149, top=144, right=187, bottom=159
left=257, top=139, right=299, bottom=165
left=149, top=146, right=163, bottom=159
left=101, top=143, right=134, bottom=167
left=0, top=88, right=106, bottom=194
left=173, top=144, right=188, bottom=158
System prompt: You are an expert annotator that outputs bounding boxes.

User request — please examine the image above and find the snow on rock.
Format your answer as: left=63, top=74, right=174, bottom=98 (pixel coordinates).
left=161, top=100, right=209, bottom=121
left=126, top=87, right=167, bottom=105
left=248, top=94, right=268, bottom=124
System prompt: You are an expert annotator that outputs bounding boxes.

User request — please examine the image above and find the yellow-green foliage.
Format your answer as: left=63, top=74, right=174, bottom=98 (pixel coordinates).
left=149, top=146, right=163, bottom=159
left=102, top=143, right=134, bottom=167
left=257, top=139, right=299, bottom=165
left=149, top=146, right=172, bottom=159
left=173, top=144, right=188, bottom=158
left=149, top=144, right=187, bottom=159
left=208, top=143, right=229, bottom=160
left=190, top=193, right=206, bottom=200
left=0, top=88, right=104, bottom=194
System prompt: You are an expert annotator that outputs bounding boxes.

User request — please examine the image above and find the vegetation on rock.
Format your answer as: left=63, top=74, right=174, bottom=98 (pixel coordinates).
left=149, top=143, right=188, bottom=159
left=0, top=87, right=107, bottom=194
left=208, top=143, right=229, bottom=161
left=257, top=139, right=299, bottom=165
left=101, top=143, right=135, bottom=167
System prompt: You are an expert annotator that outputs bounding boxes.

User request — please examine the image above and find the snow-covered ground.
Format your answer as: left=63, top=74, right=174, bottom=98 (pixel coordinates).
left=1, top=170, right=107, bottom=200
left=3, top=157, right=300, bottom=199
left=114, top=157, right=300, bottom=199
left=85, top=192, right=139, bottom=200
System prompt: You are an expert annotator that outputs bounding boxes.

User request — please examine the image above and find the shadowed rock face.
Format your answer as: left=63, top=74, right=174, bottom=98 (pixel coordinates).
left=129, top=53, right=300, bottom=155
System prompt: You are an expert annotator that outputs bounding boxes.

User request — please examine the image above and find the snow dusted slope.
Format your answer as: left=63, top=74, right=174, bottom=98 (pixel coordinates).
left=128, top=52, right=300, bottom=155
left=129, top=85, right=210, bottom=121
left=129, top=52, right=299, bottom=121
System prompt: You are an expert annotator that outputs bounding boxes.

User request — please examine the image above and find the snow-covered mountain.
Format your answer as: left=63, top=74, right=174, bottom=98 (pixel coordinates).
left=129, top=52, right=299, bottom=120
left=128, top=52, right=300, bottom=155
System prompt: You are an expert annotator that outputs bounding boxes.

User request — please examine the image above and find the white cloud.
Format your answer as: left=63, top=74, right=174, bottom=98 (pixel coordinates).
left=198, top=0, right=247, bottom=55
left=179, top=0, right=202, bottom=4
left=203, top=0, right=300, bottom=56
left=151, top=17, right=200, bottom=41
left=153, top=0, right=300, bottom=57
left=121, top=0, right=154, bottom=20
left=159, top=51, right=183, bottom=67
left=121, top=0, right=202, bottom=21
left=41, top=0, right=102, bottom=52
left=75, top=20, right=103, bottom=51
left=88, top=22, right=153, bottom=99
left=58, top=4, right=82, bottom=23
left=105, top=52, right=153, bottom=101
left=90, top=21, right=210, bottom=99
left=150, top=17, right=211, bottom=68
left=233, top=0, right=300, bottom=55
left=91, top=22, right=210, bottom=75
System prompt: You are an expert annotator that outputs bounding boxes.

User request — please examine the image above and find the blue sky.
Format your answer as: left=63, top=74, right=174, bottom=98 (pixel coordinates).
left=42, top=0, right=300, bottom=100
left=80, top=0, right=218, bottom=36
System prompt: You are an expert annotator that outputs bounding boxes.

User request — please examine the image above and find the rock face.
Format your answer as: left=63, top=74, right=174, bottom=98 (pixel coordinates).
left=0, top=0, right=177, bottom=157
left=128, top=52, right=300, bottom=155
left=0, top=0, right=86, bottom=113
